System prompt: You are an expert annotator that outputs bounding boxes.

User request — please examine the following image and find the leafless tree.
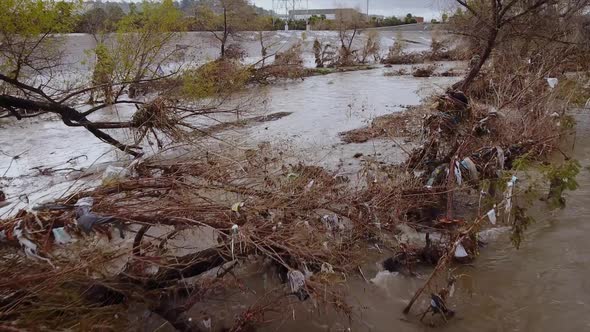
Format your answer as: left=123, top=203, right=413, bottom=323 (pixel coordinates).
left=450, top=0, right=590, bottom=91
left=195, top=0, right=256, bottom=58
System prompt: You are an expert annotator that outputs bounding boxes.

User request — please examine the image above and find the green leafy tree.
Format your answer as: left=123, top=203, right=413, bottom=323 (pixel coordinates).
left=0, top=0, right=77, bottom=80
left=0, top=0, right=230, bottom=157
left=77, top=4, right=125, bottom=41
left=113, top=0, right=185, bottom=97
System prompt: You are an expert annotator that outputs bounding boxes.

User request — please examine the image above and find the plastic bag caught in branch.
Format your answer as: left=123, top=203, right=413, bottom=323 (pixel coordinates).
left=454, top=161, right=462, bottom=185
left=487, top=208, right=497, bottom=225
left=287, top=270, right=309, bottom=301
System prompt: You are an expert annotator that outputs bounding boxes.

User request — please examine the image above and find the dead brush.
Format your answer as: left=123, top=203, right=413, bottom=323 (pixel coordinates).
left=340, top=106, right=429, bottom=144
left=0, top=146, right=390, bottom=330
left=412, top=65, right=437, bottom=78
left=131, top=97, right=188, bottom=145
left=253, top=43, right=305, bottom=82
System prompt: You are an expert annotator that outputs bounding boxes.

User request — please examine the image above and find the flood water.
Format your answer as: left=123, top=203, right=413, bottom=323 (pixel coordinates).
left=2, top=32, right=590, bottom=331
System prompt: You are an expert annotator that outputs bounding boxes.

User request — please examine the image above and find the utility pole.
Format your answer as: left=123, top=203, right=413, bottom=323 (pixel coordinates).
left=366, top=0, right=370, bottom=22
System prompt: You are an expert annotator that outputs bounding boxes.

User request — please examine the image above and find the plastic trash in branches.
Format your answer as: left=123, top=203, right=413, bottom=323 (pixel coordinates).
left=487, top=208, right=497, bottom=225
left=52, top=227, right=73, bottom=244
left=454, top=161, right=462, bottom=185
left=287, top=269, right=309, bottom=301
left=460, top=157, right=479, bottom=180
left=546, top=78, right=558, bottom=89
left=454, top=243, right=469, bottom=258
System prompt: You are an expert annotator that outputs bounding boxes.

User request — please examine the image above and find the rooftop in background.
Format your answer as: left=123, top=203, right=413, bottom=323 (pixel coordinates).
left=288, top=8, right=365, bottom=20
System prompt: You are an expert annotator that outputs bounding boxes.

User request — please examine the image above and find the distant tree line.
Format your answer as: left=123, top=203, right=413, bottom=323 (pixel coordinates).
left=72, top=1, right=431, bottom=34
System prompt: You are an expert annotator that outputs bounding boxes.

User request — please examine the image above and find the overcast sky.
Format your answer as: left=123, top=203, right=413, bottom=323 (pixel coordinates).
left=251, top=0, right=455, bottom=19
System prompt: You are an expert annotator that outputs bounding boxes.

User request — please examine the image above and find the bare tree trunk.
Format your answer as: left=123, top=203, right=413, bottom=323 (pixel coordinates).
left=221, top=7, right=227, bottom=57
left=459, top=27, right=499, bottom=91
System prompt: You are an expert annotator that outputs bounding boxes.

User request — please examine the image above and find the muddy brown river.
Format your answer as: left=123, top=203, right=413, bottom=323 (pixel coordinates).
left=1, top=32, right=589, bottom=331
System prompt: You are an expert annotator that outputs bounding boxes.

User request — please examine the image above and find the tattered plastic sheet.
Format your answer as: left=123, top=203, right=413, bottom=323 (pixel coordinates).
left=14, top=221, right=54, bottom=268
left=487, top=209, right=497, bottom=225
left=546, top=77, right=558, bottom=89
left=231, top=202, right=244, bottom=213
left=102, top=165, right=130, bottom=183
left=230, top=224, right=239, bottom=260
left=504, top=176, right=518, bottom=223
left=454, top=243, right=469, bottom=258
left=426, top=165, right=446, bottom=188
left=320, top=262, right=334, bottom=274
left=75, top=197, right=94, bottom=206
left=496, top=146, right=505, bottom=170
left=52, top=227, right=72, bottom=244
left=461, top=157, right=479, bottom=180
left=202, top=318, right=212, bottom=330
left=454, top=161, right=462, bottom=185
left=287, top=270, right=306, bottom=293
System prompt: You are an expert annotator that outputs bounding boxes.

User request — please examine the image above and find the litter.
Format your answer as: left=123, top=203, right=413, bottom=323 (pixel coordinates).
left=202, top=317, right=212, bottom=330
left=102, top=166, right=130, bottom=183
left=75, top=197, right=123, bottom=238
left=546, top=77, right=558, bottom=89
left=14, top=221, right=54, bottom=268
left=52, top=227, right=72, bottom=244
left=426, top=164, right=446, bottom=188
left=75, top=197, right=94, bottom=206
left=231, top=224, right=239, bottom=260
left=287, top=270, right=309, bottom=301
left=428, top=293, right=454, bottom=318
left=505, top=176, right=518, bottom=218
left=454, top=161, right=462, bottom=185
left=460, top=157, right=479, bottom=180
left=231, top=202, right=244, bottom=213
left=487, top=209, right=497, bottom=225
left=321, top=214, right=344, bottom=233
left=496, top=146, right=505, bottom=170
left=320, top=262, right=334, bottom=274
left=454, top=243, right=468, bottom=258
left=449, top=283, right=455, bottom=298
left=478, top=227, right=510, bottom=242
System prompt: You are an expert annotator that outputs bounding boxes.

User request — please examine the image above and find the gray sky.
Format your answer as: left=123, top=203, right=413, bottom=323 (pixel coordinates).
left=252, top=0, right=454, bottom=19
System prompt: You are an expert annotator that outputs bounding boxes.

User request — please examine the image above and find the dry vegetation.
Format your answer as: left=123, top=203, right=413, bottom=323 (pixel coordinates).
left=0, top=145, right=457, bottom=330
left=1, top=0, right=590, bottom=330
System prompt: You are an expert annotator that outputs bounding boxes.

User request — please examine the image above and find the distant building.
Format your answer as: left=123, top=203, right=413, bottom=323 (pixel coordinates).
left=414, top=16, right=425, bottom=23
left=369, top=14, right=385, bottom=21
left=288, top=8, right=365, bottom=21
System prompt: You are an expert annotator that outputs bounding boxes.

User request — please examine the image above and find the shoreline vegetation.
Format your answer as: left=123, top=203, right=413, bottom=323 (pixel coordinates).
left=1, top=0, right=590, bottom=331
